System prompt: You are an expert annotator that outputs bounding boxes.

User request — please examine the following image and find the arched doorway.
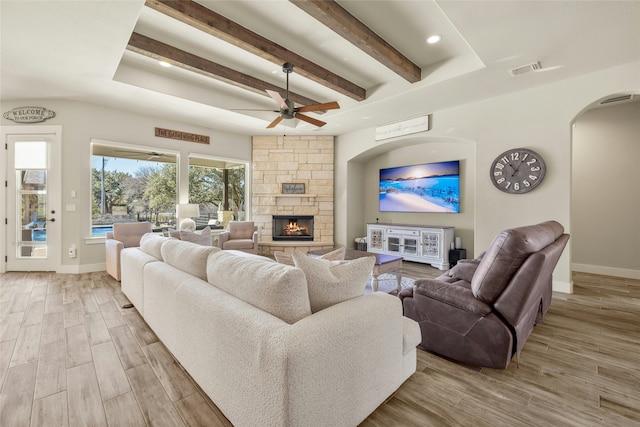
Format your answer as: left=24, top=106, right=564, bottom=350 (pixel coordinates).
left=571, top=93, right=640, bottom=280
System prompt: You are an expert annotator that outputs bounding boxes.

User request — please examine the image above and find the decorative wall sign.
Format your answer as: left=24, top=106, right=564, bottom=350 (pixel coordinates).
left=282, top=183, right=305, bottom=194
left=155, top=127, right=210, bottom=144
left=3, top=106, right=56, bottom=123
left=375, top=115, right=431, bottom=141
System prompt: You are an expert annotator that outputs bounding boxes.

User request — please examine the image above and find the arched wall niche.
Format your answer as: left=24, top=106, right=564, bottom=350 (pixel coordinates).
left=344, top=134, right=477, bottom=257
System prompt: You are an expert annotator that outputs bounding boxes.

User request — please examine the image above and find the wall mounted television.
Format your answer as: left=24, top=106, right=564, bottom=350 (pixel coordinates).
left=379, top=160, right=460, bottom=213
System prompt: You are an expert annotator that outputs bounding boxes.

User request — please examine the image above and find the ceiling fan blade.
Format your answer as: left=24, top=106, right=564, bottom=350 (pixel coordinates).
left=266, top=90, right=287, bottom=109
left=296, top=113, right=326, bottom=127
left=296, top=101, right=340, bottom=113
left=267, top=116, right=284, bottom=128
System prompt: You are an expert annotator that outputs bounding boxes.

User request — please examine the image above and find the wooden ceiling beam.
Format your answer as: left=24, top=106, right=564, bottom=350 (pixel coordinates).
left=290, top=0, right=421, bottom=83
left=145, top=0, right=366, bottom=101
left=126, top=32, right=322, bottom=108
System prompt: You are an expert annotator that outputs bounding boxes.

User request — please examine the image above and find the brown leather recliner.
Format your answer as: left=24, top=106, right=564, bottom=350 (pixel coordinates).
left=400, top=220, right=569, bottom=369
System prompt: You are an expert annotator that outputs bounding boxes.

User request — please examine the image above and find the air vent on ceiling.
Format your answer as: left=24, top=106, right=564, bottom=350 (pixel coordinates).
left=509, top=61, right=541, bottom=77
left=599, top=94, right=635, bottom=105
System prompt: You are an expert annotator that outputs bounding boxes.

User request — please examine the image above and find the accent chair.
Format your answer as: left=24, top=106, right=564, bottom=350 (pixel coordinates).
left=217, top=221, right=259, bottom=254
left=105, top=221, right=153, bottom=281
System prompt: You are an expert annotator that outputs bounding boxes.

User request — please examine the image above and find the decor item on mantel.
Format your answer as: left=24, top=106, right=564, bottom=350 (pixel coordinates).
left=282, top=183, right=305, bottom=194
left=176, top=203, right=199, bottom=231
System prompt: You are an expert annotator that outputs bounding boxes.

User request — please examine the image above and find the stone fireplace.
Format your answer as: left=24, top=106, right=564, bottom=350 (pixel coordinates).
left=272, top=215, right=314, bottom=241
left=252, top=135, right=335, bottom=256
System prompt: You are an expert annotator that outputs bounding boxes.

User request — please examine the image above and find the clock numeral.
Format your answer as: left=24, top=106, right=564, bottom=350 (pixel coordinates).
left=504, top=181, right=511, bottom=189
left=501, top=156, right=509, bottom=164
left=497, top=178, right=505, bottom=184
left=523, top=180, right=531, bottom=187
left=521, top=153, right=529, bottom=161
left=526, top=158, right=537, bottom=166
left=510, top=152, right=520, bottom=160
left=514, top=183, right=520, bottom=191
left=530, top=166, right=540, bottom=172
left=494, top=171, right=502, bottom=176
left=529, top=175, right=538, bottom=180
left=495, top=163, right=505, bottom=170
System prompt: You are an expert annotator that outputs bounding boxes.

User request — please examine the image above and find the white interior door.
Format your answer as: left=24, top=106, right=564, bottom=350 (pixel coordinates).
left=3, top=126, right=61, bottom=272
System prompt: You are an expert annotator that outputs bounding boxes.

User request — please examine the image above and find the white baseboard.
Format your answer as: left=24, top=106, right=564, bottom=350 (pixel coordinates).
left=57, top=262, right=106, bottom=274
left=552, top=280, right=573, bottom=294
left=572, top=263, right=640, bottom=280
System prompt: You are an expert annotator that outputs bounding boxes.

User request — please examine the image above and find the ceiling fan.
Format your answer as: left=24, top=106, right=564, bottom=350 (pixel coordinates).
left=262, top=63, right=340, bottom=128
left=111, top=149, right=174, bottom=161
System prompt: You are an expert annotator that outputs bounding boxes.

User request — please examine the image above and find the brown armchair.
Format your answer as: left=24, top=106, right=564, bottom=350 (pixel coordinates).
left=400, top=220, right=569, bottom=369
left=105, top=222, right=153, bottom=281
left=217, top=221, right=259, bottom=254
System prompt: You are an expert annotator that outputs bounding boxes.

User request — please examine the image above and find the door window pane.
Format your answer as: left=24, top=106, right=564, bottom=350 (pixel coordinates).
left=17, top=169, right=47, bottom=258
left=15, top=141, right=47, bottom=169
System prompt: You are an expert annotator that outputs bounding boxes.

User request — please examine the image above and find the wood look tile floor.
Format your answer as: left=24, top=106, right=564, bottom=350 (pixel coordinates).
left=1, top=265, right=639, bottom=426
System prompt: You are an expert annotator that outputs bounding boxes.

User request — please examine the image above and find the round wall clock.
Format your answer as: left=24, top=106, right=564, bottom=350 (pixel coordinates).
left=490, top=148, right=546, bottom=194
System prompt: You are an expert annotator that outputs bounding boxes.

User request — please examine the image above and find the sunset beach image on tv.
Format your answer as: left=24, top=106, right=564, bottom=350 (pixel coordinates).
left=379, top=160, right=460, bottom=213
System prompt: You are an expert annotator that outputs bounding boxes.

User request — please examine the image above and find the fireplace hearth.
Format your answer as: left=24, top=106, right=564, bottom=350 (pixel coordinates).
left=272, top=215, right=314, bottom=241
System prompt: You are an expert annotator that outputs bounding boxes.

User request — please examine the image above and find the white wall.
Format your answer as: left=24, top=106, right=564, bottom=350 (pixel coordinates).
left=1, top=99, right=252, bottom=272
left=572, top=100, right=640, bottom=279
left=335, top=61, right=640, bottom=292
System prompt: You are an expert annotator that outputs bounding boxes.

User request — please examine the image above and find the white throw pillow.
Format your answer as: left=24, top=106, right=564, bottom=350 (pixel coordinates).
left=274, top=251, right=295, bottom=266
left=207, top=251, right=311, bottom=324
left=139, top=233, right=168, bottom=260
left=161, top=239, right=220, bottom=280
left=292, top=251, right=375, bottom=313
left=275, top=247, right=346, bottom=266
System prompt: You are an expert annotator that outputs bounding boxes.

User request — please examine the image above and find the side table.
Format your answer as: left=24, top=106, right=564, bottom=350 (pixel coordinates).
left=449, top=248, right=467, bottom=268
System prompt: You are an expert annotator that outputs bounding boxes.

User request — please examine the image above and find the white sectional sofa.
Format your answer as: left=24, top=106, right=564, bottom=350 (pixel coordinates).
left=121, top=234, right=421, bottom=427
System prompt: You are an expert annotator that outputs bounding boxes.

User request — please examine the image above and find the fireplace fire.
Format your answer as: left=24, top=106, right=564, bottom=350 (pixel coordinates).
left=273, top=215, right=314, bottom=241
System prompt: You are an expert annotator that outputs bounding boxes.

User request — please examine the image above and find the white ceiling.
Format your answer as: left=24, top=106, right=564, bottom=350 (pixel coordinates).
left=2, top=0, right=639, bottom=136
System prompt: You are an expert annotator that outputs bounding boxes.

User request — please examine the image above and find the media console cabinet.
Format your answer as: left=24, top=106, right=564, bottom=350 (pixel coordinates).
left=366, top=223, right=454, bottom=270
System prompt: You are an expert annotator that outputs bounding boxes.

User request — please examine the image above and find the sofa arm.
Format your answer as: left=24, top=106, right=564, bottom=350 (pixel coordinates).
left=287, top=293, right=408, bottom=426
left=414, top=279, right=492, bottom=316
left=217, top=231, right=230, bottom=248
left=398, top=286, right=414, bottom=301
left=443, top=258, right=481, bottom=282
left=105, top=238, right=124, bottom=281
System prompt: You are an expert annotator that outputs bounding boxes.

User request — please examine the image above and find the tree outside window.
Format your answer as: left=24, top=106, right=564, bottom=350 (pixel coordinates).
left=91, top=145, right=247, bottom=235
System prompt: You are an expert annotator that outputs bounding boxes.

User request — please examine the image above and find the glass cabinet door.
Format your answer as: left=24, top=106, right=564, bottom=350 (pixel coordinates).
left=370, top=228, right=384, bottom=250
left=404, top=237, right=418, bottom=255
left=421, top=232, right=440, bottom=258
left=387, top=236, right=401, bottom=253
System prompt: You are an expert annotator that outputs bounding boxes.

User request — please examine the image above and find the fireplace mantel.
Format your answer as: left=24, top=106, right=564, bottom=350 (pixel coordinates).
left=254, top=193, right=317, bottom=199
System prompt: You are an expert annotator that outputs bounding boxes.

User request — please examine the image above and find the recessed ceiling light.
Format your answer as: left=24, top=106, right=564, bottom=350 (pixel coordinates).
left=426, top=34, right=441, bottom=44
left=158, top=61, right=172, bottom=68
